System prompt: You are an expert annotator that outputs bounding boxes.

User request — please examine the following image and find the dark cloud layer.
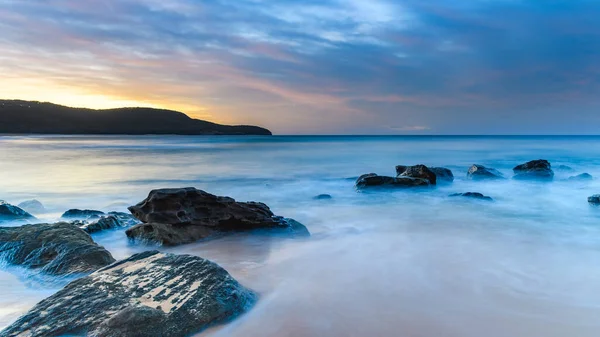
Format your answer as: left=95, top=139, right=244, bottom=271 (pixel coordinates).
left=1, top=0, right=599, bottom=134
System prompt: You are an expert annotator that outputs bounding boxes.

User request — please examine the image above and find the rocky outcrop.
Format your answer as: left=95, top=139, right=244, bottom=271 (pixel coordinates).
left=356, top=173, right=430, bottom=189
left=126, top=188, right=309, bottom=246
left=0, top=222, right=114, bottom=276
left=17, top=199, right=45, bottom=215
left=589, top=195, right=600, bottom=205
left=61, top=209, right=105, bottom=220
left=467, top=165, right=504, bottom=180
left=449, top=192, right=493, bottom=201
left=568, top=173, right=593, bottom=181
left=0, top=251, right=257, bottom=337
left=396, top=165, right=453, bottom=183
left=513, top=159, right=554, bottom=180
left=395, top=165, right=437, bottom=185
left=79, top=212, right=139, bottom=234
left=0, top=200, right=35, bottom=222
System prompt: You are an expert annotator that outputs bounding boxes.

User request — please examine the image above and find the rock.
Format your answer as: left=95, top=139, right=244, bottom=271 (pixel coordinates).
left=61, top=209, right=105, bottom=220
left=588, top=195, right=600, bottom=205
left=429, top=167, right=454, bottom=183
left=126, top=187, right=309, bottom=246
left=0, top=200, right=35, bottom=222
left=568, top=173, right=593, bottom=181
left=0, top=251, right=257, bottom=337
left=449, top=192, right=493, bottom=201
left=556, top=165, right=574, bottom=171
left=313, top=194, right=333, bottom=200
left=467, top=165, right=504, bottom=180
left=0, top=222, right=115, bottom=276
left=513, top=159, right=554, bottom=180
left=356, top=173, right=430, bottom=189
left=395, top=164, right=437, bottom=185
left=16, top=199, right=45, bottom=215
left=396, top=165, right=453, bottom=183
left=80, top=213, right=139, bottom=234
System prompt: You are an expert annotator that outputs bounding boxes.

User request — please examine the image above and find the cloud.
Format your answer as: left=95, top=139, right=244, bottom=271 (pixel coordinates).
left=1, top=0, right=600, bottom=134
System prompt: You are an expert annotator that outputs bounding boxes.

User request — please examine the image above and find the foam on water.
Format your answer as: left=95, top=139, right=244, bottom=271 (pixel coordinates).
left=1, top=135, right=600, bottom=336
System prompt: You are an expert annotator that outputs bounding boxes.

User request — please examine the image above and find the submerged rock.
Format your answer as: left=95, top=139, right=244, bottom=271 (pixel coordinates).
left=396, top=165, right=453, bottom=183
left=16, top=199, right=45, bottom=215
left=449, top=192, right=493, bottom=201
left=0, top=200, right=35, bottom=222
left=356, top=173, right=430, bottom=189
left=0, top=251, right=257, bottom=337
left=313, top=194, right=333, bottom=200
left=126, top=187, right=309, bottom=246
left=588, top=195, right=600, bottom=205
left=0, top=222, right=114, bottom=276
left=395, top=165, right=437, bottom=185
left=568, top=173, right=593, bottom=181
left=61, top=209, right=105, bottom=220
left=556, top=165, right=574, bottom=171
left=467, top=165, right=504, bottom=180
left=513, top=159, right=554, bottom=180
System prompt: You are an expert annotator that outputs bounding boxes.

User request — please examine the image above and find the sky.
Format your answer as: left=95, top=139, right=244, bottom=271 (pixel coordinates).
left=1, top=0, right=600, bottom=135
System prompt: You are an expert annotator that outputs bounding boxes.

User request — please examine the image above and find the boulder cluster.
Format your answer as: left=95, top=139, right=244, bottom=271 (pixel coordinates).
left=0, top=187, right=309, bottom=337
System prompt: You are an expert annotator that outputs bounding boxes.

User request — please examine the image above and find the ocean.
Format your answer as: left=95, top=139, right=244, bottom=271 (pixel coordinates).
left=1, top=135, right=600, bottom=336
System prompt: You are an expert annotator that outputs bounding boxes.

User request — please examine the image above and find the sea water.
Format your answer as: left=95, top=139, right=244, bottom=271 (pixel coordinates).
left=1, top=135, right=600, bottom=337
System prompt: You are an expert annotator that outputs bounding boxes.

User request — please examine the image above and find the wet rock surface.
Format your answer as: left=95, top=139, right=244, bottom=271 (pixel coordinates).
left=0, top=250, right=257, bottom=337
left=126, top=187, right=309, bottom=246
left=16, top=199, right=45, bottom=215
left=513, top=159, right=554, bottom=180
left=429, top=167, right=454, bottom=183
left=449, top=192, right=493, bottom=201
left=589, top=195, right=600, bottom=205
left=467, top=165, right=504, bottom=180
left=356, top=173, right=430, bottom=189
left=0, top=222, right=115, bottom=276
left=395, top=165, right=437, bottom=185
left=568, top=173, right=593, bottom=181
left=79, top=212, right=139, bottom=234
left=0, top=201, right=35, bottom=223
left=61, top=209, right=106, bottom=220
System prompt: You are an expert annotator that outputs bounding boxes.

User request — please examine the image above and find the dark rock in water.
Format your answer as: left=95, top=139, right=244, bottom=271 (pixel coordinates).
left=0, top=222, right=114, bottom=276
left=61, top=209, right=105, bottom=220
left=313, top=194, right=333, bottom=200
left=513, top=159, right=554, bottom=180
left=429, top=167, right=454, bottom=183
left=568, top=173, right=593, bottom=181
left=449, top=192, right=493, bottom=201
left=0, top=200, right=35, bottom=222
left=556, top=165, right=574, bottom=171
left=588, top=195, right=600, bottom=205
left=467, top=165, right=504, bottom=180
left=395, top=164, right=437, bottom=185
left=80, top=213, right=139, bottom=234
left=17, top=199, right=45, bottom=215
left=0, top=251, right=257, bottom=337
left=356, top=173, right=430, bottom=189
left=396, top=165, right=453, bottom=183
left=126, top=187, right=309, bottom=246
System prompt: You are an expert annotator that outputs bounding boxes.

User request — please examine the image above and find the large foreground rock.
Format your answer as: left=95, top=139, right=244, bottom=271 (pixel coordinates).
left=0, top=251, right=257, bottom=337
left=356, top=173, right=430, bottom=189
left=513, top=159, right=554, bottom=180
left=467, top=165, right=504, bottom=180
left=396, top=165, right=453, bottom=183
left=126, top=188, right=309, bottom=246
left=0, top=201, right=35, bottom=222
left=0, top=222, right=115, bottom=276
